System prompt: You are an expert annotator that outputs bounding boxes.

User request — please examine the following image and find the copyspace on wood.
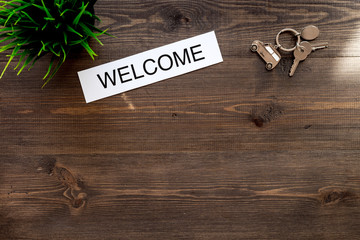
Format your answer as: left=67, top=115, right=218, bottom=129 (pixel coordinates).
left=1, top=0, right=360, bottom=240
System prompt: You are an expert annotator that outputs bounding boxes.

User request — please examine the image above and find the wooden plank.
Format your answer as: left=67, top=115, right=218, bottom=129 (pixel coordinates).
left=1, top=57, right=360, bottom=154
left=1, top=152, right=360, bottom=239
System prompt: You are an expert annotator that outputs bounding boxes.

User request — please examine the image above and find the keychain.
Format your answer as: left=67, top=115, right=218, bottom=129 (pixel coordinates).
left=250, top=40, right=281, bottom=70
left=251, top=25, right=328, bottom=76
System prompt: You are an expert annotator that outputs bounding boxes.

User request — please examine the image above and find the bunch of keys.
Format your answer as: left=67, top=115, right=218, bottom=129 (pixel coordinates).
left=250, top=25, right=328, bottom=76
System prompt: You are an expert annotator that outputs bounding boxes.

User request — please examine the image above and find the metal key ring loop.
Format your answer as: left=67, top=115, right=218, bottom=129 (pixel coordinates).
left=275, top=28, right=301, bottom=52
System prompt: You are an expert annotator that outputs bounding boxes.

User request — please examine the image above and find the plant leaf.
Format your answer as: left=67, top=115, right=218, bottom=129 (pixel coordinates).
left=66, top=24, right=83, bottom=37
left=73, top=2, right=89, bottom=26
left=40, top=0, right=53, bottom=19
left=0, top=45, right=20, bottom=78
left=80, top=40, right=97, bottom=60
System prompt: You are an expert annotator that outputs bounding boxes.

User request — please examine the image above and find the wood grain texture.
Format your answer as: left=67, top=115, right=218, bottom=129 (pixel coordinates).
left=1, top=0, right=360, bottom=239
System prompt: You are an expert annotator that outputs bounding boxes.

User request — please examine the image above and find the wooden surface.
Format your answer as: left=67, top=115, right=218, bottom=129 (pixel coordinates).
left=1, top=0, right=360, bottom=239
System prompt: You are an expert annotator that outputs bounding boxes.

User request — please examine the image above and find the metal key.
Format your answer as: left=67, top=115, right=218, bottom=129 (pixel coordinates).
left=289, top=41, right=312, bottom=77
left=309, top=42, right=329, bottom=52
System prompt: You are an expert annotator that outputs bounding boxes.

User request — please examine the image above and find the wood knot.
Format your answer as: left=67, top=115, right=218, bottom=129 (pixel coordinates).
left=37, top=158, right=88, bottom=215
left=250, top=103, right=284, bottom=127
left=37, top=157, right=57, bottom=175
left=160, top=7, right=191, bottom=32
left=53, top=163, right=88, bottom=213
left=319, top=188, right=357, bottom=205
left=72, top=193, right=88, bottom=209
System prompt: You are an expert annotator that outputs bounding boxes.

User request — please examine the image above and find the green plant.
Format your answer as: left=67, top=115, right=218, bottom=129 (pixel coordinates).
left=0, top=0, right=109, bottom=86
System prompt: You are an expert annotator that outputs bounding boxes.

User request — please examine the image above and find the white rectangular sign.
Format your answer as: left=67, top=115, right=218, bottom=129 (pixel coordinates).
left=78, top=31, right=223, bottom=103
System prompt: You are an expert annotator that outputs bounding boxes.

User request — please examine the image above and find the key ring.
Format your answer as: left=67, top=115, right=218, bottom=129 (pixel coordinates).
left=275, top=28, right=301, bottom=52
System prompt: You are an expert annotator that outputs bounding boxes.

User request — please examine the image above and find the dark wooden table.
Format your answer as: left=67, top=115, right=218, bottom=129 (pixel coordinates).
left=1, top=0, right=360, bottom=239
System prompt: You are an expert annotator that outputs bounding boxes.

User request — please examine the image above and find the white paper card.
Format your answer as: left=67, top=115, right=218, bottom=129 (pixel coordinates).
left=78, top=31, right=223, bottom=103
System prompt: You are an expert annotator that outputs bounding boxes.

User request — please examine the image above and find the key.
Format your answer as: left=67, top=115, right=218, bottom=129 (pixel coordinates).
left=289, top=41, right=312, bottom=77
left=309, top=42, right=329, bottom=52
left=301, top=25, right=320, bottom=41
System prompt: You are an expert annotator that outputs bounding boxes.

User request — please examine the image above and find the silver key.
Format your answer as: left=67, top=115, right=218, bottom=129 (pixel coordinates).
left=309, top=42, right=329, bottom=51
left=289, top=41, right=312, bottom=77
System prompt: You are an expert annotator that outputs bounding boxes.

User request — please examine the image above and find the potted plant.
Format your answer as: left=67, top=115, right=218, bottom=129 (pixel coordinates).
left=0, top=0, right=110, bottom=86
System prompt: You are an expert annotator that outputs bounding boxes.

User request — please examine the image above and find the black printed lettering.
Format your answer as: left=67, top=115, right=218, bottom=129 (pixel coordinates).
left=173, top=48, right=191, bottom=67
left=158, top=54, right=173, bottom=71
left=131, top=64, right=144, bottom=80
left=97, top=69, right=116, bottom=89
left=143, top=59, right=157, bottom=75
left=117, top=66, right=132, bottom=83
left=97, top=43, right=208, bottom=90
left=190, top=44, right=205, bottom=62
